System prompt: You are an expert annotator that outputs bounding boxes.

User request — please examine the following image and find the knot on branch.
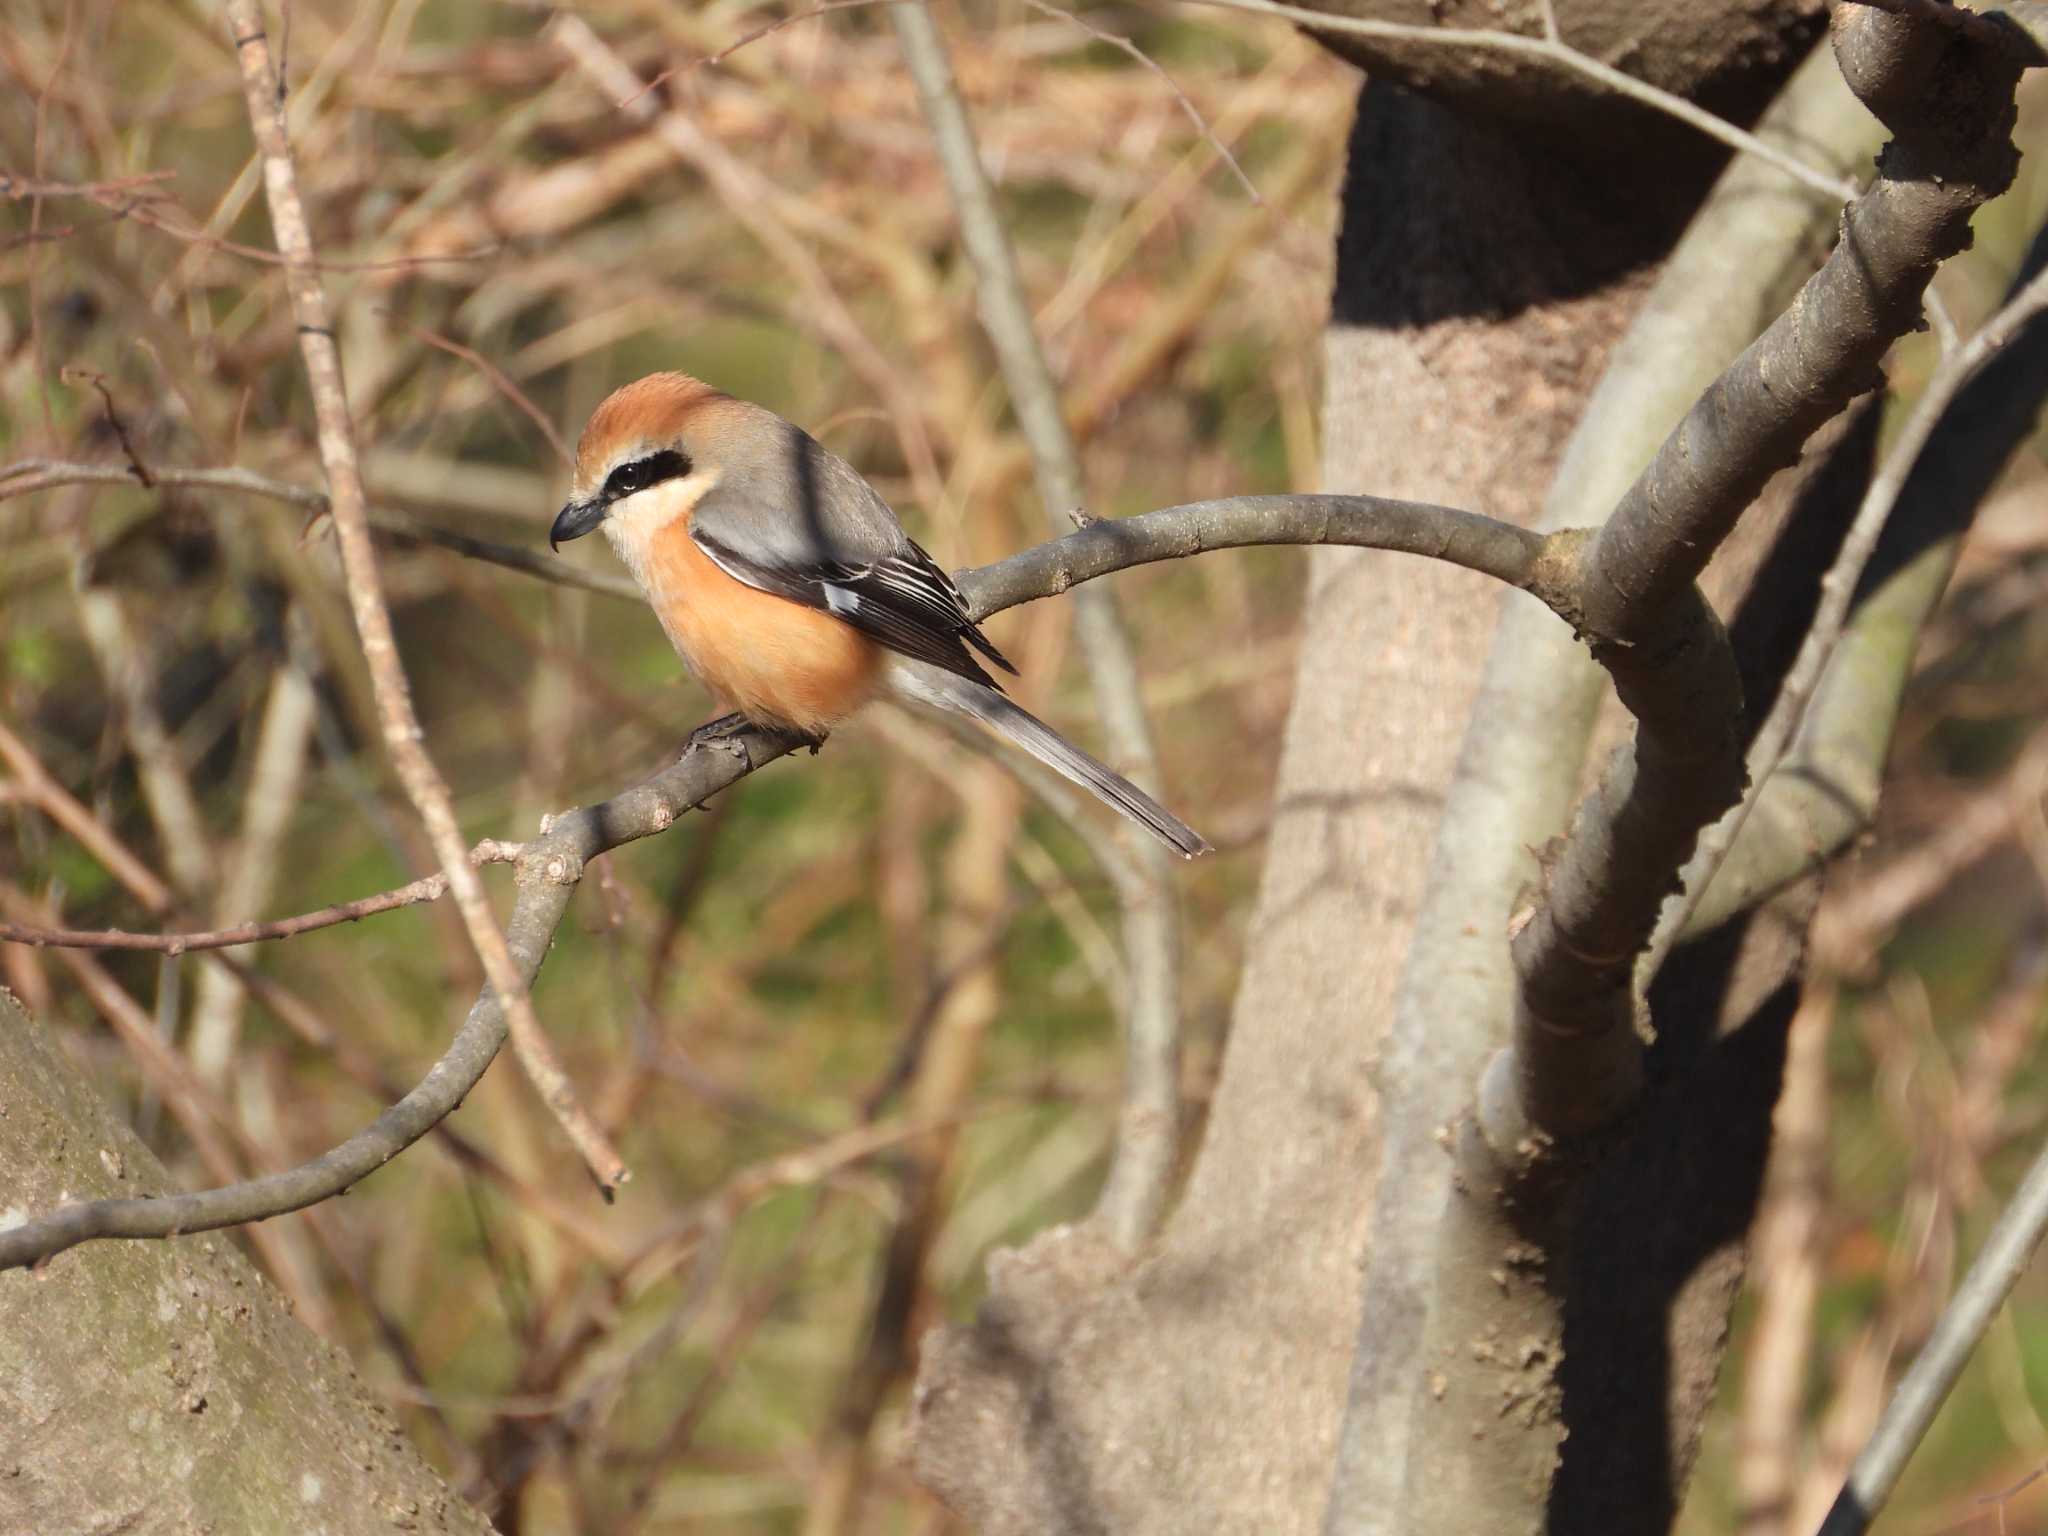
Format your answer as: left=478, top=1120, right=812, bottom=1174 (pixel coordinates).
left=1834, top=3, right=2025, bottom=191
left=517, top=844, right=585, bottom=888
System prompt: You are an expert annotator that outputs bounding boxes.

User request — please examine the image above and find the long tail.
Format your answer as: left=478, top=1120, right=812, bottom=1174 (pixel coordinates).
left=891, top=665, right=1211, bottom=859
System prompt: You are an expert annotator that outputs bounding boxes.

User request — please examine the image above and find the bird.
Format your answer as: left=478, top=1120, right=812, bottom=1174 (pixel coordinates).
left=549, top=373, right=1210, bottom=858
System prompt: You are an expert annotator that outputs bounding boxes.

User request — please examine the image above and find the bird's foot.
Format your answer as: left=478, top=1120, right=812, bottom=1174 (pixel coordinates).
left=684, top=711, right=756, bottom=764
left=681, top=713, right=828, bottom=765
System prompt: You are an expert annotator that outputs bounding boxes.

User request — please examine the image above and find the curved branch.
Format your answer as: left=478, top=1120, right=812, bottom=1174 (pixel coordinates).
left=1191, top=0, right=1862, bottom=200
left=1657, top=249, right=2048, bottom=964
left=1500, top=0, right=2029, bottom=1142
left=224, top=0, right=626, bottom=1194
left=0, top=726, right=801, bottom=1272
left=890, top=0, right=1187, bottom=1258
left=0, top=489, right=1554, bottom=1272
left=958, top=494, right=1554, bottom=618
left=1678, top=214, right=2048, bottom=941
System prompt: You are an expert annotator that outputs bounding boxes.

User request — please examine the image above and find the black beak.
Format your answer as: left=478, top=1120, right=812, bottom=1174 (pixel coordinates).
left=550, top=498, right=606, bottom=551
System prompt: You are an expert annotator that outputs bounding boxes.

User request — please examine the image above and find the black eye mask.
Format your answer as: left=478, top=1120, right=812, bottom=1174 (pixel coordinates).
left=602, top=448, right=692, bottom=504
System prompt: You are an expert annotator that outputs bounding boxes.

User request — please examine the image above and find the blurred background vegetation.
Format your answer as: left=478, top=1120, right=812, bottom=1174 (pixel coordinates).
left=2, top=2, right=2047, bottom=1532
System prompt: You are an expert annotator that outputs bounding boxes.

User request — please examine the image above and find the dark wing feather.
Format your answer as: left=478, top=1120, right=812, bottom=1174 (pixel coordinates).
left=686, top=423, right=1018, bottom=687
left=692, top=526, right=1018, bottom=689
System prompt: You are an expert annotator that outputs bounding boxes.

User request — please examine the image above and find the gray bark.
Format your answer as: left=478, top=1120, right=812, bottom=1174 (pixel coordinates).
left=0, top=986, right=494, bottom=1536
left=910, top=70, right=1722, bottom=1534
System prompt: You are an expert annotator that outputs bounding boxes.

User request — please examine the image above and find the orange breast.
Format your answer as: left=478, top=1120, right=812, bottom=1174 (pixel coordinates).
left=641, top=516, right=883, bottom=736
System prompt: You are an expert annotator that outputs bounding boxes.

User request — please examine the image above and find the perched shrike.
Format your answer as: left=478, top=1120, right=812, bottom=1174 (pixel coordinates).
left=550, top=372, right=1209, bottom=857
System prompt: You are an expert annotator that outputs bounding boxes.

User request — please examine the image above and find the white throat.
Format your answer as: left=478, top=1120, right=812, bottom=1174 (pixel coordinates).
left=600, top=472, right=715, bottom=591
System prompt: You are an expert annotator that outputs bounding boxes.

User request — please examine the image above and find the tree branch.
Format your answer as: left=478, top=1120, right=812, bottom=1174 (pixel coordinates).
left=1190, top=0, right=1863, bottom=200
left=0, top=840, right=525, bottom=953
left=1655, top=249, right=2048, bottom=968
left=0, top=489, right=1554, bottom=1272
left=1503, top=0, right=2027, bottom=1139
left=0, top=725, right=799, bottom=1272
left=1679, top=214, right=2048, bottom=939
left=1322, top=44, right=1881, bottom=1530
left=224, top=0, right=626, bottom=1192
left=890, top=0, right=1188, bottom=1255
left=0, top=458, right=642, bottom=601
left=1815, top=1117, right=2048, bottom=1535
left=1402, top=12, right=2033, bottom=1532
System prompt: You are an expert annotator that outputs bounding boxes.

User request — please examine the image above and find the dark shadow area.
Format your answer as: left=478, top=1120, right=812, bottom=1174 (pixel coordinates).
left=1331, top=82, right=1733, bottom=329
left=1551, top=904, right=1801, bottom=1532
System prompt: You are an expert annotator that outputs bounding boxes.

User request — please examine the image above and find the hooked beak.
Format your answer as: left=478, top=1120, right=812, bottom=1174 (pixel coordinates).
left=549, top=497, right=606, bottom=552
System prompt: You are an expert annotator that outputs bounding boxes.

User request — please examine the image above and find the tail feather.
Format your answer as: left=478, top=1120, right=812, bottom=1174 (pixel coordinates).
left=893, top=667, right=1211, bottom=859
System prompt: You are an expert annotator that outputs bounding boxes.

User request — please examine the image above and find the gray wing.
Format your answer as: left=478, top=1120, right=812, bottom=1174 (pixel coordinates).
left=688, top=424, right=1017, bottom=687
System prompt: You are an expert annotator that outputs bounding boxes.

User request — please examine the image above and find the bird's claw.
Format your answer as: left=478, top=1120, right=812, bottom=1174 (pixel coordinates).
left=684, top=712, right=755, bottom=764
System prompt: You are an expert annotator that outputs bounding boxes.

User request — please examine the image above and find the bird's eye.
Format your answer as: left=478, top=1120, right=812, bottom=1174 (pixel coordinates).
left=603, top=449, right=691, bottom=503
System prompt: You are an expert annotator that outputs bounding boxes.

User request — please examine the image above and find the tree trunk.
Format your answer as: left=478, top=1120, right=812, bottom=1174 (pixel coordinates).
left=0, top=987, right=494, bottom=1536
left=909, top=5, right=1863, bottom=1528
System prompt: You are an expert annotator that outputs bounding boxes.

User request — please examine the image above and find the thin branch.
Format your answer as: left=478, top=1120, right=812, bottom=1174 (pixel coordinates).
left=1815, top=1121, right=2048, bottom=1535
left=891, top=0, right=1186, bottom=1254
left=1182, top=0, right=1862, bottom=201
left=956, top=492, right=1553, bottom=619
left=378, top=308, right=574, bottom=468
left=0, top=167, right=177, bottom=202
left=60, top=367, right=154, bottom=486
left=0, top=840, right=525, bottom=953
left=0, top=458, right=641, bottom=600
left=626, top=0, right=901, bottom=104
left=0, top=488, right=1553, bottom=1272
left=0, top=726, right=802, bottom=1272
left=1015, top=0, right=1263, bottom=206
left=223, top=0, right=626, bottom=1193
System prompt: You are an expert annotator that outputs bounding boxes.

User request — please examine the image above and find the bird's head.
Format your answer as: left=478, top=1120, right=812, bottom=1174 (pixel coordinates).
left=552, top=372, right=734, bottom=551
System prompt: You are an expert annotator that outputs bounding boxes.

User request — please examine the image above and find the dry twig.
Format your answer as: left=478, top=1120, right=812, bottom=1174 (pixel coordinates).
left=223, top=0, right=627, bottom=1193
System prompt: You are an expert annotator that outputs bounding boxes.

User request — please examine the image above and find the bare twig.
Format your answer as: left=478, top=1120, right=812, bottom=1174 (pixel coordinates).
left=0, top=840, right=525, bottom=954
left=1184, top=0, right=1862, bottom=201
left=892, top=0, right=1185, bottom=1254
left=60, top=367, right=154, bottom=486
left=0, top=168, right=177, bottom=202
left=1815, top=1122, right=2048, bottom=1535
left=378, top=308, right=574, bottom=467
left=0, top=487, right=1555, bottom=1271
left=0, top=458, right=641, bottom=600
left=550, top=12, right=947, bottom=513
left=223, top=0, right=626, bottom=1193
left=0, top=726, right=800, bottom=1272
left=628, top=0, right=901, bottom=103
left=1015, top=0, right=1263, bottom=206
